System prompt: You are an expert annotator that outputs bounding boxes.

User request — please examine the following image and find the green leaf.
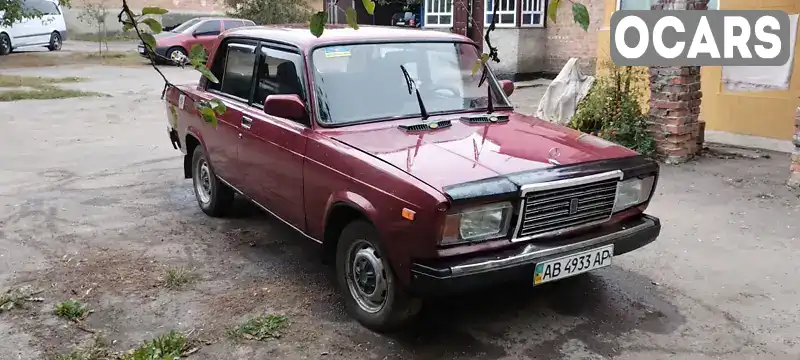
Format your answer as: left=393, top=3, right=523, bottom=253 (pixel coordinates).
left=207, top=99, right=227, bottom=114
left=189, top=44, right=207, bottom=63
left=572, top=2, right=589, bottom=31
left=472, top=53, right=490, bottom=76
left=362, top=0, right=376, bottom=15
left=141, top=33, right=156, bottom=50
left=194, top=64, right=219, bottom=84
left=199, top=106, right=218, bottom=127
left=547, top=0, right=560, bottom=23
left=142, top=6, right=169, bottom=15
left=141, top=18, right=162, bottom=34
left=122, top=23, right=133, bottom=32
left=310, top=11, right=327, bottom=37
left=345, top=8, right=359, bottom=30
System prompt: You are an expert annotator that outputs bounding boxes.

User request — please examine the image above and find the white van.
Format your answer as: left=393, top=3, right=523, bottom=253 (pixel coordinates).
left=0, top=0, right=67, bottom=55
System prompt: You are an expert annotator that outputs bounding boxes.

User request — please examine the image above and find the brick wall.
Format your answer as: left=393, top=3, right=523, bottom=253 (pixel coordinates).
left=648, top=66, right=702, bottom=162
left=543, top=0, right=604, bottom=75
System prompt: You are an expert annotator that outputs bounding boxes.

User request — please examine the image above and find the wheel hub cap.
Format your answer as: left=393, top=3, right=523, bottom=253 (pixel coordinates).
left=196, top=161, right=212, bottom=204
left=346, top=242, right=387, bottom=313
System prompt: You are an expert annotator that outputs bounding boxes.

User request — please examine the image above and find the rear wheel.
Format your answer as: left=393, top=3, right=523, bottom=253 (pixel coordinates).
left=0, top=33, right=11, bottom=55
left=191, top=146, right=234, bottom=217
left=335, top=220, right=421, bottom=332
left=47, top=32, right=61, bottom=51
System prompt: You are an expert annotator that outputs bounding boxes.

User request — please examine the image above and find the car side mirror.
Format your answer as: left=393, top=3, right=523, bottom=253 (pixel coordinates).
left=499, top=79, right=515, bottom=97
left=263, top=94, right=307, bottom=122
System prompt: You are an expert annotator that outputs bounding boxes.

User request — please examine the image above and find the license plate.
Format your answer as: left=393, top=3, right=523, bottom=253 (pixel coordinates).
left=534, top=244, right=613, bottom=285
left=138, top=45, right=145, bottom=54
left=396, top=21, right=405, bottom=25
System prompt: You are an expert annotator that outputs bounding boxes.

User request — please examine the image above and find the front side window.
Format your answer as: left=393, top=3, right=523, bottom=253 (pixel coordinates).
left=311, top=42, right=511, bottom=126
left=253, top=47, right=306, bottom=108
left=217, top=44, right=257, bottom=100
left=486, top=0, right=516, bottom=27
left=170, top=18, right=201, bottom=33
left=194, top=20, right=221, bottom=36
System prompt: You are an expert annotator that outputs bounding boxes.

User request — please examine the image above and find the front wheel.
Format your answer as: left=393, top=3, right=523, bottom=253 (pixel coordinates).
left=47, top=32, right=61, bottom=51
left=191, top=146, right=234, bottom=217
left=0, top=33, right=11, bottom=55
left=166, top=47, right=187, bottom=65
left=335, top=220, right=421, bottom=332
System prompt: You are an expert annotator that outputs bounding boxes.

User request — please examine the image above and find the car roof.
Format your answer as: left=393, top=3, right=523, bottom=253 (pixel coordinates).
left=222, top=24, right=470, bottom=49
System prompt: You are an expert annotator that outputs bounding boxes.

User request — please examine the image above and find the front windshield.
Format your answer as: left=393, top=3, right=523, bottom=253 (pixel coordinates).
left=311, top=42, right=511, bottom=125
left=171, top=18, right=201, bottom=33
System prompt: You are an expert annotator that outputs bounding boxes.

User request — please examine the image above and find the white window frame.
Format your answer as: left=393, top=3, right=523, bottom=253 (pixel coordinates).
left=485, top=0, right=517, bottom=28
left=424, top=0, right=453, bottom=28
left=616, top=0, right=719, bottom=10
left=520, top=0, right=546, bottom=27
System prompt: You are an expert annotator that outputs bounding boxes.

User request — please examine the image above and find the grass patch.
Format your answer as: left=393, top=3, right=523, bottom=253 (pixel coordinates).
left=123, top=330, right=193, bottom=360
left=0, top=286, right=43, bottom=313
left=0, top=74, right=103, bottom=101
left=163, top=267, right=196, bottom=290
left=229, top=314, right=288, bottom=341
left=0, top=51, right=147, bottom=68
left=54, top=299, right=90, bottom=321
left=55, top=336, right=112, bottom=360
left=0, top=87, right=103, bottom=101
left=0, top=74, right=83, bottom=87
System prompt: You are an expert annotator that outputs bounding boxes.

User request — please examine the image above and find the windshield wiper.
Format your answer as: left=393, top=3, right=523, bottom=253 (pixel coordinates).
left=400, top=64, right=429, bottom=121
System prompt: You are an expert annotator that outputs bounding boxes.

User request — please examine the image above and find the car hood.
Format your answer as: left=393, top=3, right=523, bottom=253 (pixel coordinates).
left=326, top=111, right=638, bottom=191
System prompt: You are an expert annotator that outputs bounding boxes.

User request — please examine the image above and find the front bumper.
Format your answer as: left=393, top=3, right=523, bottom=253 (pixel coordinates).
left=409, top=214, right=661, bottom=296
left=137, top=43, right=170, bottom=60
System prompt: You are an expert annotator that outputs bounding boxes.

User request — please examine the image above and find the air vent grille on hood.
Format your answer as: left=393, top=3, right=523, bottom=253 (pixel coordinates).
left=460, top=114, right=510, bottom=124
left=398, top=120, right=452, bottom=132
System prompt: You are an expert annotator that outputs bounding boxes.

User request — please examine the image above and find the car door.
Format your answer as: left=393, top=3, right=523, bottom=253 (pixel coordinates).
left=186, top=19, right=221, bottom=54
left=237, top=44, right=309, bottom=230
left=7, top=0, right=39, bottom=47
left=202, top=39, right=259, bottom=188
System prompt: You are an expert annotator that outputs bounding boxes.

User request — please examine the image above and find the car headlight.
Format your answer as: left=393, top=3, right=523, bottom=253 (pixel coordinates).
left=440, top=202, right=513, bottom=245
left=613, top=176, right=655, bottom=212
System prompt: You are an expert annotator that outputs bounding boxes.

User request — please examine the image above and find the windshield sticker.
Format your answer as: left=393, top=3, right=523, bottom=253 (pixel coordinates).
left=324, top=47, right=351, bottom=58
left=178, top=94, right=185, bottom=110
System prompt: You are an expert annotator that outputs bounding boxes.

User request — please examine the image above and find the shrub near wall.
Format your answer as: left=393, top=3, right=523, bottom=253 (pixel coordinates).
left=570, top=63, right=656, bottom=156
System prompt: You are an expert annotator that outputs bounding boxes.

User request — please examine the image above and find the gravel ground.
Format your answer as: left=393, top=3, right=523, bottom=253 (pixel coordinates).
left=1, top=60, right=799, bottom=360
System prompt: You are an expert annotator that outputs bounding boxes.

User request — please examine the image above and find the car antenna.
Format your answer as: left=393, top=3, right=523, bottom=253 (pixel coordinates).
left=478, top=64, right=494, bottom=114
left=400, top=64, right=429, bottom=121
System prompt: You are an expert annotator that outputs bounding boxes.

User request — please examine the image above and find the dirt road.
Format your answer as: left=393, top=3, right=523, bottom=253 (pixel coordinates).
left=1, top=61, right=799, bottom=359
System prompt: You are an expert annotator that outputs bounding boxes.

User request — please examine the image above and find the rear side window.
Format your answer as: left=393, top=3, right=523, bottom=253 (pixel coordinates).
left=194, top=20, right=221, bottom=36
left=211, top=43, right=257, bottom=100
left=223, top=20, right=245, bottom=30
left=23, top=0, right=58, bottom=15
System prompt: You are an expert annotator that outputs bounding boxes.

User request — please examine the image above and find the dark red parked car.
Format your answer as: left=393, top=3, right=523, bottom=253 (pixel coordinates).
left=163, top=24, right=662, bottom=331
left=138, top=17, right=256, bottom=64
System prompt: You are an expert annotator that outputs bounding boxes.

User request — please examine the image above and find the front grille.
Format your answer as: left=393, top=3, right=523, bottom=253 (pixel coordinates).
left=516, top=177, right=618, bottom=239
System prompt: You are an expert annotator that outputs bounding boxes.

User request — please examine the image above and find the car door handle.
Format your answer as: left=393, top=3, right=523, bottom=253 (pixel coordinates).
left=242, top=116, right=253, bottom=129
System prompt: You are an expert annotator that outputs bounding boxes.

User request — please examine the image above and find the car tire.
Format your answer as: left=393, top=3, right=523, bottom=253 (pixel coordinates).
left=47, top=32, right=61, bottom=51
left=191, top=146, right=234, bottom=217
left=166, top=47, right=187, bottom=65
left=0, top=33, right=11, bottom=56
left=335, top=220, right=421, bottom=332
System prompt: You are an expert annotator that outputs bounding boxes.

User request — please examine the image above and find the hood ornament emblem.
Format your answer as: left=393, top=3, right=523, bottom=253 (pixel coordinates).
left=489, top=116, right=498, bottom=123
left=429, top=122, right=439, bottom=129
left=548, top=147, right=562, bottom=165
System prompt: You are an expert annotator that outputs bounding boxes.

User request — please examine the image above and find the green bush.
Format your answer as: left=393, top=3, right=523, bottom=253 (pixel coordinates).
left=570, top=64, right=656, bottom=156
